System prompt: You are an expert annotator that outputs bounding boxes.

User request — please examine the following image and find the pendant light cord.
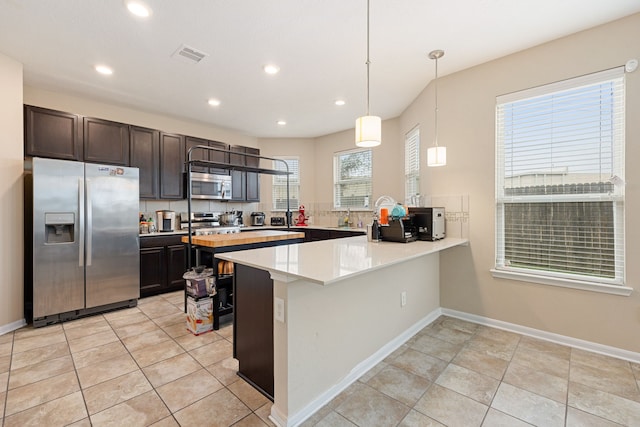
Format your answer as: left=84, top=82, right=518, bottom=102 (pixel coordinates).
left=366, top=0, right=371, bottom=116
left=434, top=54, right=438, bottom=147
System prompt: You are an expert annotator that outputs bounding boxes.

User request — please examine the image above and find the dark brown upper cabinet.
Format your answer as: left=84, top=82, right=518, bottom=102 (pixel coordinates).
left=83, top=117, right=130, bottom=166
left=209, top=140, right=230, bottom=175
left=185, top=138, right=230, bottom=175
left=245, top=147, right=260, bottom=202
left=229, top=146, right=247, bottom=201
left=24, top=105, right=82, bottom=161
left=159, top=132, right=184, bottom=200
left=228, top=145, right=260, bottom=202
left=184, top=136, right=209, bottom=174
left=130, top=126, right=160, bottom=199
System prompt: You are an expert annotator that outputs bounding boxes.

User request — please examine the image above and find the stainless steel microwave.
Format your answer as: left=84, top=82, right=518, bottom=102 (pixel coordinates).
left=186, top=172, right=232, bottom=200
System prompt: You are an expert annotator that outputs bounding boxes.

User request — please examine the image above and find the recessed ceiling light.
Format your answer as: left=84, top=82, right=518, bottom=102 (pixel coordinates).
left=277, top=120, right=286, bottom=126
left=263, top=64, right=280, bottom=75
left=125, top=1, right=151, bottom=17
left=208, top=99, right=221, bottom=107
left=95, top=65, right=113, bottom=75
left=335, top=99, right=346, bottom=106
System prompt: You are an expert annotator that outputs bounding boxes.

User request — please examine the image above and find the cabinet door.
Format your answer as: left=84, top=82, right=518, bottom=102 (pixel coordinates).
left=24, top=105, right=82, bottom=160
left=230, top=170, right=245, bottom=202
left=159, top=133, right=184, bottom=199
left=310, top=229, right=333, bottom=241
left=233, top=264, right=274, bottom=396
left=166, top=244, right=187, bottom=288
left=130, top=126, right=159, bottom=199
left=140, top=247, right=165, bottom=297
left=246, top=172, right=259, bottom=201
left=83, top=117, right=130, bottom=165
left=234, top=264, right=274, bottom=398
left=229, top=145, right=245, bottom=166
left=209, top=140, right=229, bottom=175
left=245, top=147, right=260, bottom=202
left=185, top=136, right=208, bottom=173
left=245, top=146, right=260, bottom=168
left=229, top=146, right=246, bottom=201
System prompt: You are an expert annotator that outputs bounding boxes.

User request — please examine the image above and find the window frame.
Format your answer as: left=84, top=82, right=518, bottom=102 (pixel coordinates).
left=333, top=147, right=373, bottom=210
left=405, top=126, right=420, bottom=203
left=492, top=67, right=631, bottom=296
left=272, top=156, right=300, bottom=211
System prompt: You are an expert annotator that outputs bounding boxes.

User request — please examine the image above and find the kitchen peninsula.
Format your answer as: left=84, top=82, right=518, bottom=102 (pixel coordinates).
left=217, top=235, right=468, bottom=427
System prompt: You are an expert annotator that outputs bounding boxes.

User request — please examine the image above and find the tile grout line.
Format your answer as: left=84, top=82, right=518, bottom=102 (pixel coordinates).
left=130, top=295, right=261, bottom=426
left=64, top=316, right=97, bottom=425
left=1, top=332, right=15, bottom=427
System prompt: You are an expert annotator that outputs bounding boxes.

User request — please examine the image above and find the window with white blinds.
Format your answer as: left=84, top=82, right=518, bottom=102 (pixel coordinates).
left=405, top=127, right=420, bottom=201
left=495, top=67, right=625, bottom=287
left=334, top=148, right=372, bottom=209
left=272, top=157, right=300, bottom=210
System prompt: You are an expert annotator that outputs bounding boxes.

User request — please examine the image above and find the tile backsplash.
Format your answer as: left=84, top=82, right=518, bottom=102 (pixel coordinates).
left=139, top=194, right=469, bottom=240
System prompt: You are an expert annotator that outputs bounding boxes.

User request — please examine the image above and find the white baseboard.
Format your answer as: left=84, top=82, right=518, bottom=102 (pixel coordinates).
left=0, top=318, right=26, bottom=336
left=441, top=308, right=640, bottom=364
left=275, top=308, right=443, bottom=427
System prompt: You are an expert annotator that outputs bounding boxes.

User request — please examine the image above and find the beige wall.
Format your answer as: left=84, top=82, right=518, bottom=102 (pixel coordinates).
left=23, top=86, right=258, bottom=148
left=256, top=137, right=316, bottom=212
left=258, top=120, right=403, bottom=227
left=314, top=118, right=403, bottom=206
left=0, top=53, right=24, bottom=329
left=400, top=13, right=640, bottom=352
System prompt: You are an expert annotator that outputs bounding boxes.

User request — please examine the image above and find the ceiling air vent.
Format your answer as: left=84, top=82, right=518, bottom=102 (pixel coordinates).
left=172, top=44, right=208, bottom=63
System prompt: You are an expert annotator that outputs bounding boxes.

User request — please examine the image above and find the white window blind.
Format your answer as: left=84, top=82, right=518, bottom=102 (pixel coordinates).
left=405, top=127, right=420, bottom=201
left=272, top=157, right=299, bottom=210
left=334, top=148, right=372, bottom=209
left=495, top=67, right=625, bottom=286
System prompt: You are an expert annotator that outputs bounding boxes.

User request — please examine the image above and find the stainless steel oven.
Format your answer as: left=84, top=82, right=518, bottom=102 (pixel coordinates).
left=186, top=172, right=232, bottom=200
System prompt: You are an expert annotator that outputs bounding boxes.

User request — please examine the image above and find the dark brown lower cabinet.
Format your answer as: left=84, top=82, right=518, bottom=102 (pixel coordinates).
left=233, top=264, right=274, bottom=400
left=140, top=235, right=187, bottom=298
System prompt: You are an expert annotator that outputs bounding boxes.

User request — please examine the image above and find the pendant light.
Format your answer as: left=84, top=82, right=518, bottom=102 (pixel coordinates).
left=355, top=0, right=381, bottom=147
left=427, top=49, right=446, bottom=166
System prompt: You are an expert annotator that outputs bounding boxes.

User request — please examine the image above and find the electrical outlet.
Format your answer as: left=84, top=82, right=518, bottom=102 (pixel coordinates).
left=275, top=297, right=285, bottom=323
left=401, top=291, right=407, bottom=307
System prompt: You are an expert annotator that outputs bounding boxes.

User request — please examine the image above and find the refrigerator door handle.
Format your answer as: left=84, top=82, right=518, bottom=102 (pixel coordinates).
left=78, top=178, right=85, bottom=267
left=86, top=178, right=92, bottom=267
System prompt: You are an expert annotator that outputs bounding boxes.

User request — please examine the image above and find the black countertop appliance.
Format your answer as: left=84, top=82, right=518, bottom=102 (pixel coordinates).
left=379, top=217, right=417, bottom=243
left=408, top=207, right=445, bottom=241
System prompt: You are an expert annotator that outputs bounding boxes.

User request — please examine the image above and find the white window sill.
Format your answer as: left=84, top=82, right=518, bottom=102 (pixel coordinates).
left=490, top=269, right=633, bottom=296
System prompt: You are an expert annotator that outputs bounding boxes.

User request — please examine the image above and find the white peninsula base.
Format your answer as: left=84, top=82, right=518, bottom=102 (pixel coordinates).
left=217, top=236, right=468, bottom=427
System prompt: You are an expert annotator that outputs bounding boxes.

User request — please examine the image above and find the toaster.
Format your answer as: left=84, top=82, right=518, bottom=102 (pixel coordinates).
left=270, top=217, right=286, bottom=226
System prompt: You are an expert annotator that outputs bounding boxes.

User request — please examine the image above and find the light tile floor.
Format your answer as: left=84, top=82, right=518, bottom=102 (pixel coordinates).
left=1, top=291, right=639, bottom=426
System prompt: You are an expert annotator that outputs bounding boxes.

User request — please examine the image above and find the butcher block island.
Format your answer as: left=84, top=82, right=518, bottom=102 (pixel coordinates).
left=183, top=230, right=306, bottom=249
left=181, top=230, right=305, bottom=330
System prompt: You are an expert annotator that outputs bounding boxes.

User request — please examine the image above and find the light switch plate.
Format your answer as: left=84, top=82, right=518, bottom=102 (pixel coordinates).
left=274, top=297, right=285, bottom=323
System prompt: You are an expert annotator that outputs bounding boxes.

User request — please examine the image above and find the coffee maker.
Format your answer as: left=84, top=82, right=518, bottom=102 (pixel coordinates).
left=156, top=210, right=176, bottom=232
left=234, top=211, right=243, bottom=226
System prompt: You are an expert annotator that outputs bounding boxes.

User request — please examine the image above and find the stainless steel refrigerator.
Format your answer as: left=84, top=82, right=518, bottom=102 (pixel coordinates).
left=25, top=157, right=140, bottom=326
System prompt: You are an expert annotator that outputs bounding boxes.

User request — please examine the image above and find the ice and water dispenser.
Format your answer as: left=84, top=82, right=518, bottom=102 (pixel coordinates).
left=44, top=212, right=75, bottom=244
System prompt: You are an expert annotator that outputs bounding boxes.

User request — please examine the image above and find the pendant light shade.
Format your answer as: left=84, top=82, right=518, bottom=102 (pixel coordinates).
left=355, top=115, right=381, bottom=147
left=355, top=0, right=381, bottom=147
left=427, top=49, right=446, bottom=167
left=427, top=146, right=446, bottom=167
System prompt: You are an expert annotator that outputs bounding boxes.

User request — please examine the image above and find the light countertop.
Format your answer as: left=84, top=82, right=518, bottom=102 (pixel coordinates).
left=216, top=236, right=468, bottom=285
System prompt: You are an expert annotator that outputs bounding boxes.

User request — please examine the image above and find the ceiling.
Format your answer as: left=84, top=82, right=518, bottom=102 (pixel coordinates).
left=0, top=1, right=638, bottom=139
